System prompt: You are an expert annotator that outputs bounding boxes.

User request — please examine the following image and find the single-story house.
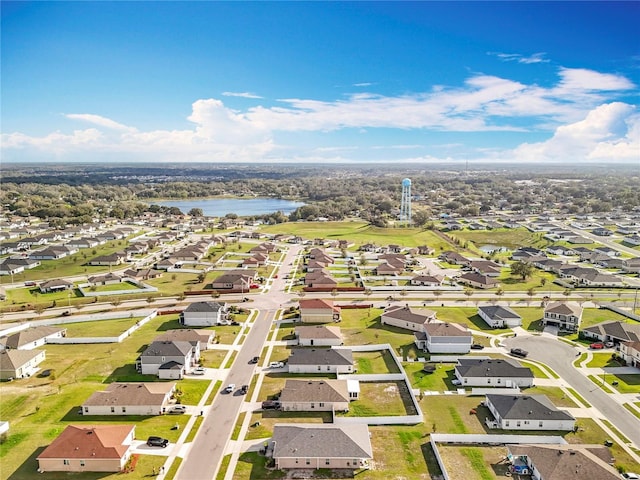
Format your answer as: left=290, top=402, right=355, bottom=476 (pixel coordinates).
left=279, top=379, right=356, bottom=412
left=410, top=274, right=444, bottom=287
left=82, top=382, right=176, bottom=416
left=287, top=347, right=354, bottom=374
left=180, top=301, right=227, bottom=327
left=0, top=349, right=46, bottom=380
left=271, top=423, right=372, bottom=470
left=543, top=302, right=583, bottom=332
left=380, top=305, right=437, bottom=333
left=0, top=326, right=66, bottom=350
left=87, top=273, right=122, bottom=286
left=210, top=270, right=256, bottom=291
left=304, top=271, right=338, bottom=288
left=136, top=341, right=195, bottom=379
left=477, top=305, right=522, bottom=329
left=439, top=251, right=469, bottom=265
left=485, top=394, right=575, bottom=431
left=87, top=253, right=127, bottom=266
left=454, top=358, right=534, bottom=388
left=457, top=272, right=499, bottom=289
left=123, top=268, right=163, bottom=280
left=295, top=325, right=343, bottom=347
left=506, top=443, right=621, bottom=480
left=416, top=321, right=472, bottom=354
left=469, top=260, right=502, bottom=277
left=622, top=257, right=640, bottom=273
left=39, top=278, right=74, bottom=293
left=581, top=321, right=640, bottom=346
left=374, top=262, right=403, bottom=275
left=299, top=299, right=341, bottom=323
left=37, top=424, right=135, bottom=473
left=154, top=329, right=214, bottom=351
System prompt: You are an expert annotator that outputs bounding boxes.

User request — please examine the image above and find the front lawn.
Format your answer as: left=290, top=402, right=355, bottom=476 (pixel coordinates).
left=608, top=374, right=640, bottom=394
left=586, top=352, right=625, bottom=368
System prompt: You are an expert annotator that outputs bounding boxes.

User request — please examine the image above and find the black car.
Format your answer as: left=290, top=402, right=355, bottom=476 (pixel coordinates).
left=510, top=348, right=528, bottom=358
left=147, top=436, right=169, bottom=448
left=240, top=385, right=249, bottom=395
left=261, top=400, right=280, bottom=410
left=250, top=356, right=260, bottom=364
left=470, top=344, right=484, bottom=350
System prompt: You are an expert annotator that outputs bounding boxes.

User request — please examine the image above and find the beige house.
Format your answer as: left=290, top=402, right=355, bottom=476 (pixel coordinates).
left=543, top=301, right=583, bottom=332
left=287, top=347, right=354, bottom=374
left=279, top=379, right=357, bottom=412
left=82, top=382, right=176, bottom=416
left=0, top=325, right=66, bottom=350
left=154, top=329, right=214, bottom=351
left=0, top=349, right=46, bottom=380
left=295, top=325, right=343, bottom=346
left=271, top=423, right=372, bottom=470
left=37, top=424, right=135, bottom=473
left=620, top=340, right=640, bottom=368
left=417, top=322, right=472, bottom=354
left=299, top=299, right=341, bottom=323
left=380, top=305, right=437, bottom=332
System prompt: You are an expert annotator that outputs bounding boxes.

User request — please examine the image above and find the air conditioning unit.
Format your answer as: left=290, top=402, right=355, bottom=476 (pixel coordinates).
left=521, top=468, right=529, bottom=475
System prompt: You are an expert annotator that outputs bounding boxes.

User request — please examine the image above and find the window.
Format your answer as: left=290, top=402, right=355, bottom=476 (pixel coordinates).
left=122, top=407, right=126, bottom=413
left=327, top=366, right=330, bottom=371
left=311, top=403, right=315, bottom=409
left=497, top=378, right=501, bottom=384
left=539, top=421, right=543, bottom=427
left=84, top=407, right=88, bottom=413
left=319, top=402, right=324, bottom=407
left=317, top=366, right=321, bottom=371
left=325, top=459, right=330, bottom=465
left=111, top=407, right=115, bottom=413
left=306, top=459, right=310, bottom=465
left=80, top=460, right=85, bottom=467
left=516, top=421, right=521, bottom=427
left=505, top=421, right=510, bottom=427
left=63, top=460, right=70, bottom=465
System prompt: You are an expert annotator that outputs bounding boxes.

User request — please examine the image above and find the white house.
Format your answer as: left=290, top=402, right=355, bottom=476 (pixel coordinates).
left=416, top=322, right=472, bottom=354
left=82, top=382, right=176, bottom=416
left=0, top=326, right=66, bottom=351
left=620, top=341, right=640, bottom=368
left=299, top=299, right=341, bottom=323
left=279, top=379, right=356, bottom=412
left=0, top=349, right=46, bottom=380
left=380, top=305, right=437, bottom=333
left=287, top=347, right=354, bottom=374
left=180, top=301, right=226, bottom=327
left=295, top=325, right=343, bottom=347
left=477, top=305, right=522, bottom=329
left=485, top=394, right=575, bottom=431
left=136, top=341, right=195, bottom=379
left=454, top=358, right=534, bottom=388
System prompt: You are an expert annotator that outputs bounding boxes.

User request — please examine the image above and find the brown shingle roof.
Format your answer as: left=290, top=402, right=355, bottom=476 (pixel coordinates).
left=37, top=424, right=134, bottom=460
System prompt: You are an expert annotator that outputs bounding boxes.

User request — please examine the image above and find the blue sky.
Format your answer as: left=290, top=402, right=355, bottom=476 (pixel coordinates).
left=1, top=1, right=639, bottom=164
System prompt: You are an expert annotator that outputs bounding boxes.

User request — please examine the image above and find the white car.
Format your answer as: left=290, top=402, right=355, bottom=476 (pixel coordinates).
left=622, top=474, right=640, bottom=480
left=269, top=362, right=284, bottom=368
left=224, top=384, right=236, bottom=393
left=192, top=366, right=206, bottom=375
left=451, top=379, right=462, bottom=386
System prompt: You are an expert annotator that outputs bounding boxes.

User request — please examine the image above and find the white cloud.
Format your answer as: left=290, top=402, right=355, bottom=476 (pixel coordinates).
left=510, top=102, right=639, bottom=162
left=65, top=113, right=136, bottom=132
left=2, top=67, right=637, bottom=163
left=221, top=91, right=263, bottom=99
left=353, top=82, right=373, bottom=87
left=489, top=52, right=549, bottom=64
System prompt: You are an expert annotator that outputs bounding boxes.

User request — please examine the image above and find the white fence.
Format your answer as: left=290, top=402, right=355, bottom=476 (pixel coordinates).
left=77, top=279, right=157, bottom=297
left=430, top=433, right=566, bottom=480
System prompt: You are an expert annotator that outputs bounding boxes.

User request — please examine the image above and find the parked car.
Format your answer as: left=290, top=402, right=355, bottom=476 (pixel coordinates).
left=269, top=361, right=284, bottom=368
left=622, top=473, right=640, bottom=480
left=452, top=379, right=462, bottom=386
left=604, top=341, right=615, bottom=348
left=240, top=385, right=248, bottom=395
left=510, top=348, right=528, bottom=358
left=224, top=383, right=236, bottom=393
left=590, top=342, right=605, bottom=349
left=61, top=310, right=71, bottom=317
left=192, top=366, right=206, bottom=375
left=249, top=356, right=260, bottom=364
left=147, top=436, right=169, bottom=447
left=168, top=405, right=187, bottom=414
left=470, top=344, right=484, bottom=350
left=261, top=400, right=280, bottom=410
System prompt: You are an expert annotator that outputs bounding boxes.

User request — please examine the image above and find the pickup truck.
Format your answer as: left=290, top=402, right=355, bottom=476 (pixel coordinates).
left=510, top=348, right=528, bottom=358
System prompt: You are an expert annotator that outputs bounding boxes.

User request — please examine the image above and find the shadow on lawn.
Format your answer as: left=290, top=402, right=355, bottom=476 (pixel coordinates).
left=155, top=318, right=183, bottom=331
left=8, top=446, right=112, bottom=480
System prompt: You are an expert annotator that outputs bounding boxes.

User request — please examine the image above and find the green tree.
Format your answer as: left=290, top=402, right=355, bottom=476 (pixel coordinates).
left=511, top=260, right=535, bottom=280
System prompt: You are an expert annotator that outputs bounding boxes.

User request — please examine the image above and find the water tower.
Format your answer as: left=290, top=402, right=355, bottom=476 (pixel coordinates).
left=400, top=178, right=412, bottom=225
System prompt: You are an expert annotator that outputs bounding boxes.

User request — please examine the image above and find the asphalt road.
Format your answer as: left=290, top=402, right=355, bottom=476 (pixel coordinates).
left=504, top=335, right=640, bottom=448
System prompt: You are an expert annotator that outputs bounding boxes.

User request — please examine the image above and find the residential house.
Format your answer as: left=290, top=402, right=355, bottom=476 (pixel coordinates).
left=619, top=341, right=640, bottom=368
left=156, top=258, right=176, bottom=270
left=410, top=274, right=444, bottom=287
left=454, top=358, right=534, bottom=388
left=307, top=248, right=334, bottom=264
left=180, top=301, right=227, bottom=327
left=592, top=227, right=613, bottom=236
left=67, top=237, right=100, bottom=249
left=295, top=325, right=343, bottom=347
left=242, top=252, right=268, bottom=268
left=374, top=261, right=403, bottom=275
left=154, top=329, right=214, bottom=351
left=88, top=253, right=127, bottom=266
left=485, top=394, right=575, bottom=431
left=566, top=236, right=594, bottom=244
left=546, top=245, right=575, bottom=256
left=417, top=245, right=435, bottom=255
left=82, top=382, right=176, bottom=416
left=304, top=270, right=338, bottom=289
left=381, top=305, right=437, bottom=333
left=621, top=236, right=640, bottom=247
left=505, top=443, right=621, bottom=480
left=0, top=349, right=46, bottom=379
left=469, top=260, right=502, bottom=277
left=299, top=299, right=341, bottom=323
left=136, top=341, right=195, bottom=379
left=416, top=321, right=472, bottom=353
left=439, top=251, right=469, bottom=265
left=457, top=272, right=499, bottom=289
left=210, top=270, right=255, bottom=291
left=477, top=305, right=522, bottom=328
left=622, top=257, right=640, bottom=274
left=271, top=423, right=372, bottom=470
left=287, top=347, right=354, bottom=374
left=581, top=321, right=640, bottom=346
left=542, top=302, right=583, bottom=332
left=123, top=268, right=163, bottom=281
left=577, top=271, right=623, bottom=287
left=39, top=278, right=74, bottom=293
left=37, top=424, right=135, bottom=473
left=87, top=273, right=122, bottom=286
left=305, top=259, right=329, bottom=272
left=29, top=246, right=74, bottom=260
left=0, top=257, right=40, bottom=275
left=0, top=326, right=66, bottom=351
left=279, top=379, right=357, bottom=412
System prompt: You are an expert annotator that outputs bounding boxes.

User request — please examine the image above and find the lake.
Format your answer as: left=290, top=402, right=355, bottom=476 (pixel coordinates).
left=156, top=198, right=306, bottom=217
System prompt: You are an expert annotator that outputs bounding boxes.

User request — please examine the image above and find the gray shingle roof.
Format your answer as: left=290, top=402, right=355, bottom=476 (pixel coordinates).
left=184, top=301, right=225, bottom=313
left=478, top=305, right=521, bottom=322
left=287, top=348, right=353, bottom=366
left=272, top=423, right=372, bottom=460
left=487, top=394, right=574, bottom=421
left=456, top=358, right=534, bottom=379
left=279, top=379, right=349, bottom=403
left=583, top=321, right=640, bottom=342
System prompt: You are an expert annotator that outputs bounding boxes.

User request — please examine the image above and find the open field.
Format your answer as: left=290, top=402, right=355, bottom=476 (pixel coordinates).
left=450, top=228, right=550, bottom=252
left=201, top=349, right=229, bottom=369
left=57, top=316, right=145, bottom=337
